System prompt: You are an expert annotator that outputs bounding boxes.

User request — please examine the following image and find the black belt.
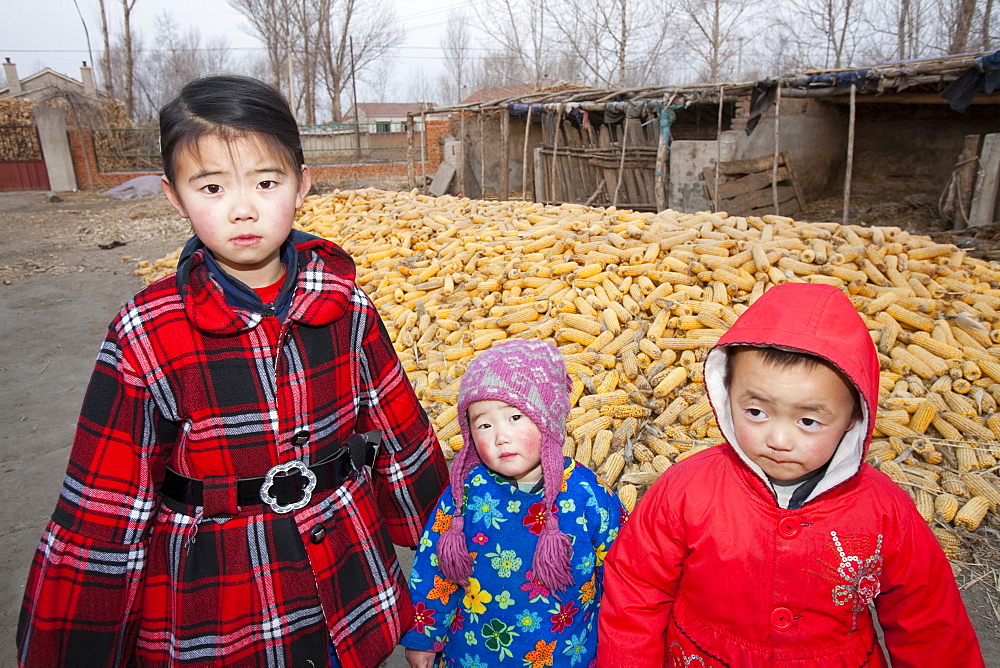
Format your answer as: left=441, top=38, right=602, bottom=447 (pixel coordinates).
left=160, top=430, right=381, bottom=514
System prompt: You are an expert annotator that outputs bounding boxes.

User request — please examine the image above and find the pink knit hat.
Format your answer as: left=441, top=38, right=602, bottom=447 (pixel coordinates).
left=437, top=339, right=575, bottom=591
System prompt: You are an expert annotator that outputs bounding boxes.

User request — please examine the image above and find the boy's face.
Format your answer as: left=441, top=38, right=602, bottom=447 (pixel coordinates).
left=162, top=132, right=311, bottom=288
left=467, top=399, right=543, bottom=484
left=728, top=350, right=860, bottom=483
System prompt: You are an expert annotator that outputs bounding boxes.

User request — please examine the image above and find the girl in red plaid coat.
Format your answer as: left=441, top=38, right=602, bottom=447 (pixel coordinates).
left=16, top=75, right=449, bottom=668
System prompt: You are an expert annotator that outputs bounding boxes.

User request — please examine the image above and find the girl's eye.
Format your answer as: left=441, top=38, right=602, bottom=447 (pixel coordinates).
left=800, top=418, right=821, bottom=428
left=476, top=422, right=491, bottom=430
left=259, top=180, right=277, bottom=189
left=745, top=408, right=765, bottom=419
left=202, top=184, right=222, bottom=194
left=509, top=413, right=522, bottom=422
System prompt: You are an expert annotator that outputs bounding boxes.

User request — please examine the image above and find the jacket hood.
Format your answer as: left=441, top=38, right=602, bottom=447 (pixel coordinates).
left=703, top=282, right=879, bottom=505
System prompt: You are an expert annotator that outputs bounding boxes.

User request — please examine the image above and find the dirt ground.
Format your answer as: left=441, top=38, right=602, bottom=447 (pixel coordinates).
left=0, top=189, right=998, bottom=666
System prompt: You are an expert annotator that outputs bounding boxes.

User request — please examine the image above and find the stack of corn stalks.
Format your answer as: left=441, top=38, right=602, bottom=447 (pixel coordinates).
left=139, top=188, right=1000, bottom=557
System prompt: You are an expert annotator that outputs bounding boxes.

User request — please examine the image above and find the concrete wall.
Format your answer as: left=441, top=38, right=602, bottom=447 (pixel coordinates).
left=668, top=134, right=738, bottom=213
left=733, top=97, right=847, bottom=201
left=34, top=106, right=77, bottom=191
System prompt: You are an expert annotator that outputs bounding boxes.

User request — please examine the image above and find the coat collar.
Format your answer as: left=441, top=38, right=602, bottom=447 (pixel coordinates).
left=176, top=230, right=356, bottom=334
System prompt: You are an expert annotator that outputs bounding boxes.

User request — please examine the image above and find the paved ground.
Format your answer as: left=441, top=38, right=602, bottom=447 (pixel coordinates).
left=1, top=190, right=997, bottom=667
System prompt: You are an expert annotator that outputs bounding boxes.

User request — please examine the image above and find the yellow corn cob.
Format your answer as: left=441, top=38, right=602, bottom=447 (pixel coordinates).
left=613, top=417, right=640, bottom=444
left=571, top=415, right=614, bottom=441
left=592, top=430, right=613, bottom=466
left=652, top=367, right=688, bottom=399
left=557, top=327, right=597, bottom=348
left=647, top=437, right=680, bottom=458
left=600, top=403, right=652, bottom=419
left=679, top=395, right=712, bottom=425
left=935, top=492, right=961, bottom=521
left=886, top=304, right=935, bottom=332
left=874, top=417, right=921, bottom=440
left=652, top=454, right=672, bottom=472
left=879, top=460, right=909, bottom=486
left=941, top=411, right=995, bottom=441
left=621, top=349, right=640, bottom=380
left=933, top=527, right=963, bottom=559
left=955, top=443, right=979, bottom=472
left=907, top=401, right=938, bottom=434
left=959, top=473, right=1000, bottom=510
left=674, top=445, right=709, bottom=463
left=574, top=434, right=593, bottom=467
left=600, top=451, right=626, bottom=486
left=617, top=484, right=638, bottom=512
left=914, top=489, right=935, bottom=522
left=578, top=389, right=629, bottom=411
left=940, top=471, right=969, bottom=497
left=954, top=496, right=991, bottom=530
left=563, top=313, right=603, bottom=337
left=632, top=442, right=654, bottom=463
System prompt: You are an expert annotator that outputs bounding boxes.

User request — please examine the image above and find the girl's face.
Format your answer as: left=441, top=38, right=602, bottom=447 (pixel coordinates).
left=467, top=400, right=543, bottom=484
left=729, top=350, right=860, bottom=482
left=162, top=132, right=311, bottom=288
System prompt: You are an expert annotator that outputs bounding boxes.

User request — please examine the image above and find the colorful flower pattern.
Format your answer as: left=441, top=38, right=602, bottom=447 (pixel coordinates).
left=400, top=458, right=626, bottom=668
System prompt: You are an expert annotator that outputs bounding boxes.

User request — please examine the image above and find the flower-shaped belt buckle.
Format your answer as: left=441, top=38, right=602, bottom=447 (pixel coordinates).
left=259, top=460, right=317, bottom=513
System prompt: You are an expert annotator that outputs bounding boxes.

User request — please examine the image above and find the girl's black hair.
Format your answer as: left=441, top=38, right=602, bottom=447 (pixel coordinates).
left=159, top=75, right=304, bottom=182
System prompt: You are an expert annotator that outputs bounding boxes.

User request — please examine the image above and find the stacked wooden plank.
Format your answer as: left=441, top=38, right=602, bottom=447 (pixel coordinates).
left=701, top=152, right=807, bottom=217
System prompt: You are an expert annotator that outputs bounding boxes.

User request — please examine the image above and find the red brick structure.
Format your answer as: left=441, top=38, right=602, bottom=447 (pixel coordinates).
left=65, top=118, right=451, bottom=192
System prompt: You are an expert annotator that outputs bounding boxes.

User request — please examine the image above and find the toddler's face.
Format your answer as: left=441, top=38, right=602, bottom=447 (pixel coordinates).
left=467, top=400, right=543, bottom=484
left=728, top=350, right=859, bottom=482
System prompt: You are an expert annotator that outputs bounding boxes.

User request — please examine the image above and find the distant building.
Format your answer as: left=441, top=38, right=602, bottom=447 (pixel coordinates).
left=346, top=102, right=436, bottom=133
left=0, top=58, right=106, bottom=102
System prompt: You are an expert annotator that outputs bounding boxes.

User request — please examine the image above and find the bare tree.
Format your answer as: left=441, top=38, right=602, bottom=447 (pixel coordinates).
left=98, top=0, right=114, bottom=96
left=676, top=0, right=753, bottom=82
left=121, top=0, right=137, bottom=120
left=228, top=0, right=296, bottom=93
left=473, top=0, right=554, bottom=87
left=437, top=10, right=472, bottom=105
left=781, top=0, right=863, bottom=69
left=545, top=0, right=674, bottom=88
left=317, top=0, right=402, bottom=121
left=947, top=0, right=979, bottom=52
left=132, top=12, right=232, bottom=121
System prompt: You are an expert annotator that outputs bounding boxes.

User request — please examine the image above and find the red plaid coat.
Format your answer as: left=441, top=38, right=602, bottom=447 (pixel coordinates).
left=17, top=234, right=449, bottom=667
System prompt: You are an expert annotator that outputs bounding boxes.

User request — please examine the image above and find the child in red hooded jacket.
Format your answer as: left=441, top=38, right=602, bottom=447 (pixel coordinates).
left=598, top=282, right=984, bottom=667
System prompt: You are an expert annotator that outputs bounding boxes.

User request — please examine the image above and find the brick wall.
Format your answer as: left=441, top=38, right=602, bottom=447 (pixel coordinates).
left=66, top=120, right=450, bottom=193
left=731, top=91, right=753, bottom=134
left=68, top=128, right=153, bottom=191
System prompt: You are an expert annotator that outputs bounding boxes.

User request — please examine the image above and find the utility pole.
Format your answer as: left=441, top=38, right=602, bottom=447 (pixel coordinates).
left=350, top=36, right=362, bottom=163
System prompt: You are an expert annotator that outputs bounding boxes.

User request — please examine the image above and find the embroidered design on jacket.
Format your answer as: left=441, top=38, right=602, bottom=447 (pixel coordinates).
left=669, top=641, right=707, bottom=667
left=830, top=530, right=883, bottom=632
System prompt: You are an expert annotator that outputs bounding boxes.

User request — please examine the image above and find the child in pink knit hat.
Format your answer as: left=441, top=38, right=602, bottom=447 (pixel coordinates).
left=401, top=339, right=627, bottom=668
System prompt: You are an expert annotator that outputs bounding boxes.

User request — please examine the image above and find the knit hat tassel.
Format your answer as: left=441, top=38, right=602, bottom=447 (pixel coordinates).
left=437, top=514, right=474, bottom=587
left=531, top=513, right=574, bottom=592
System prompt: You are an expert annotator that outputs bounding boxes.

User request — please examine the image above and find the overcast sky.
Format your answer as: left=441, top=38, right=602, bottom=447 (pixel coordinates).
left=1, top=0, right=464, bottom=98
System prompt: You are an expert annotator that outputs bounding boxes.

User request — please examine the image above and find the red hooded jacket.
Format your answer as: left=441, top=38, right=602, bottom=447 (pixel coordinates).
left=598, top=283, right=984, bottom=667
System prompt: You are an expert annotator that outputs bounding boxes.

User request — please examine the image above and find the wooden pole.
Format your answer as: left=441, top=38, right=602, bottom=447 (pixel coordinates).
left=714, top=85, right=724, bottom=211
left=548, top=104, right=563, bottom=204
left=522, top=104, right=533, bottom=200
left=842, top=83, right=856, bottom=226
left=459, top=111, right=466, bottom=195
left=479, top=111, right=486, bottom=198
left=420, top=111, right=427, bottom=192
left=771, top=85, right=782, bottom=214
left=500, top=106, right=510, bottom=200
left=613, top=117, right=630, bottom=207
left=654, top=95, right=670, bottom=212
left=406, top=114, right=415, bottom=190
